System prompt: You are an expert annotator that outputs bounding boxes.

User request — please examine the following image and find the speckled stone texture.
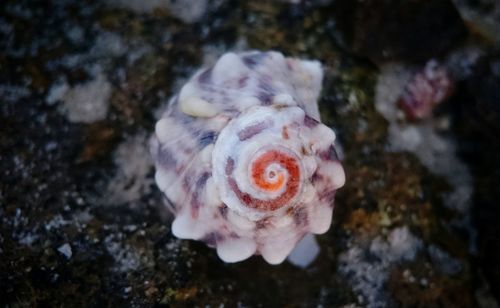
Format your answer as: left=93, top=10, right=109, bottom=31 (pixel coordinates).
left=331, top=0, right=467, bottom=63
left=1, top=0, right=499, bottom=307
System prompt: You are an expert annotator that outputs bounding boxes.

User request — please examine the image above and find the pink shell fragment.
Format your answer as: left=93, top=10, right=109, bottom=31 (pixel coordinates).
left=397, top=60, right=454, bottom=121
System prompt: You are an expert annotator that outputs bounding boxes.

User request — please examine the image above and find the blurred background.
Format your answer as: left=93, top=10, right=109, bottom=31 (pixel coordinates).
left=1, top=0, right=499, bottom=306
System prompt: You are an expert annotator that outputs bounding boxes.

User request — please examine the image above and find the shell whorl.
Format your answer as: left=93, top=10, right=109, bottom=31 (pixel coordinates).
left=212, top=106, right=307, bottom=220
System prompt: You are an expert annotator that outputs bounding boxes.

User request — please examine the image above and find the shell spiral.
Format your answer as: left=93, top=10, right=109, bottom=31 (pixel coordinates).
left=151, top=51, right=345, bottom=264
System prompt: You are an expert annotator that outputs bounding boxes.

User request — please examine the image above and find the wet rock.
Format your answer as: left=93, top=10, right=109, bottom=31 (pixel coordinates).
left=332, top=0, right=467, bottom=63
left=453, top=0, right=500, bottom=45
left=453, top=51, right=500, bottom=303
left=105, top=0, right=209, bottom=24
left=0, top=0, right=493, bottom=306
left=465, top=53, right=500, bottom=139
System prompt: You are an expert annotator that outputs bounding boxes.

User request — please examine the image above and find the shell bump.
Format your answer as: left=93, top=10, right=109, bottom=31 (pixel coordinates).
left=151, top=51, right=345, bottom=264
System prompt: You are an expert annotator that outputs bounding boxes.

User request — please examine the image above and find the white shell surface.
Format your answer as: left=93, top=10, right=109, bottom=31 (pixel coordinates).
left=151, top=51, right=345, bottom=264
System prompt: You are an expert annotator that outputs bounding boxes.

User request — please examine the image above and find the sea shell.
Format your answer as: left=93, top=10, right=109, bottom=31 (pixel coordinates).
left=150, top=51, right=345, bottom=264
left=397, top=60, right=453, bottom=121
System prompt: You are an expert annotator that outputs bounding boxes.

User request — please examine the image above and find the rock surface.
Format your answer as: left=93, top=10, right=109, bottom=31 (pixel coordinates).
left=332, top=0, right=467, bottom=63
left=0, top=0, right=499, bottom=306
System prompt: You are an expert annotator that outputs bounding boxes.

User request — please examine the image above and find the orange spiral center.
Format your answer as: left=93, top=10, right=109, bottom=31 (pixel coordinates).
left=251, top=150, right=297, bottom=192
left=226, top=149, right=302, bottom=211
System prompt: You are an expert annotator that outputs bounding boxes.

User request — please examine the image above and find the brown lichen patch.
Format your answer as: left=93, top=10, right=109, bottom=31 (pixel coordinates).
left=243, top=2, right=286, bottom=49
left=174, top=285, right=198, bottom=301
left=241, top=1, right=343, bottom=60
left=98, top=11, right=146, bottom=37
left=339, top=151, right=443, bottom=238
left=78, top=121, right=119, bottom=162
left=343, top=208, right=380, bottom=238
left=387, top=264, right=474, bottom=308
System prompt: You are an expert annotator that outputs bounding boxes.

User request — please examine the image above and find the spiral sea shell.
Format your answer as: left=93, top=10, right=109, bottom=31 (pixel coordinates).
left=151, top=51, right=345, bottom=264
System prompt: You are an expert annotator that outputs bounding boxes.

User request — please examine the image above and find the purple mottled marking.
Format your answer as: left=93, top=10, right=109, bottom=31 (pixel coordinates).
left=202, top=231, right=224, bottom=247
left=218, top=204, right=228, bottom=218
left=304, top=115, right=319, bottom=128
left=257, top=91, right=273, bottom=105
left=237, top=119, right=272, bottom=141
left=260, top=75, right=273, bottom=88
left=318, top=189, right=336, bottom=202
left=318, top=145, right=339, bottom=161
left=293, top=206, right=309, bottom=227
left=242, top=52, right=266, bottom=68
left=190, top=172, right=210, bottom=218
left=311, top=171, right=323, bottom=183
left=198, top=67, right=212, bottom=84
left=182, top=175, right=192, bottom=200
left=199, top=131, right=216, bottom=146
left=257, top=76, right=274, bottom=105
left=158, top=146, right=176, bottom=169
left=225, top=158, right=235, bottom=175
left=255, top=218, right=270, bottom=229
left=238, top=75, right=249, bottom=88
left=197, top=172, right=210, bottom=189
